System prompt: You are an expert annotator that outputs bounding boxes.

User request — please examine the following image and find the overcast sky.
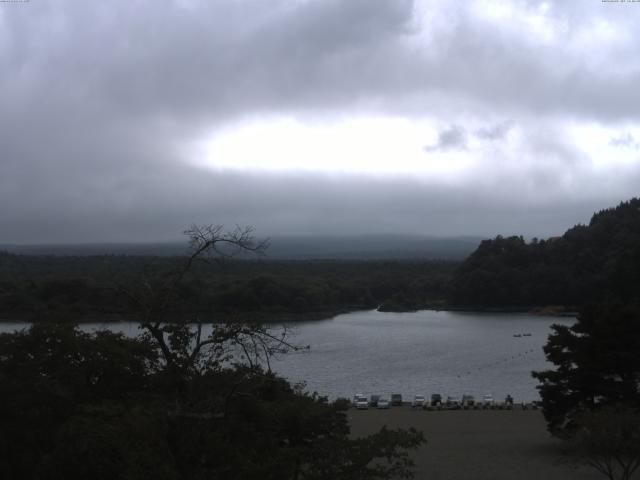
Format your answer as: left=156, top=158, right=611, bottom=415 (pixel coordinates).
left=1, top=0, right=639, bottom=243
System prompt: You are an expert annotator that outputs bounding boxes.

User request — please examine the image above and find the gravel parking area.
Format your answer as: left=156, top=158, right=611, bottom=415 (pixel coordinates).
left=348, top=407, right=604, bottom=480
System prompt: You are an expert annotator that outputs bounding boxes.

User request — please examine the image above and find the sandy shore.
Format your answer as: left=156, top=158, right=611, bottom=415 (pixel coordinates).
left=349, top=407, right=603, bottom=480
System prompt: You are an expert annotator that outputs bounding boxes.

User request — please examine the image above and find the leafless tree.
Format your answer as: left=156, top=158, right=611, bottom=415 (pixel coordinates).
left=119, top=224, right=303, bottom=378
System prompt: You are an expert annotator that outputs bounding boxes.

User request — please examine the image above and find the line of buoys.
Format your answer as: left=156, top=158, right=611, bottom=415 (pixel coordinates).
left=454, top=348, right=539, bottom=378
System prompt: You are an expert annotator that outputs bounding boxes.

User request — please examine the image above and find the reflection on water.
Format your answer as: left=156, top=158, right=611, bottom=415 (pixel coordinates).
left=0, top=309, right=573, bottom=402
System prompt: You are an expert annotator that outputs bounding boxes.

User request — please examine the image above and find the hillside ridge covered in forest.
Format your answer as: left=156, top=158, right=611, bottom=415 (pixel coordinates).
left=449, top=197, right=640, bottom=308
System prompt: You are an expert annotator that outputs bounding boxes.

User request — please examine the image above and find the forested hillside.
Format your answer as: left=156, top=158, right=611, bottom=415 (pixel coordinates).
left=449, top=198, right=640, bottom=308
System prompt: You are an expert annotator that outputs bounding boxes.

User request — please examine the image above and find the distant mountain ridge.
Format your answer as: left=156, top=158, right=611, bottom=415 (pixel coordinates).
left=0, top=235, right=483, bottom=260
left=449, top=198, right=640, bottom=307
left=264, top=235, right=482, bottom=260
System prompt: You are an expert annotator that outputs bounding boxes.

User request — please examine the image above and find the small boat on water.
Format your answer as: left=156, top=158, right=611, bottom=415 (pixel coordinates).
left=513, top=334, right=522, bottom=338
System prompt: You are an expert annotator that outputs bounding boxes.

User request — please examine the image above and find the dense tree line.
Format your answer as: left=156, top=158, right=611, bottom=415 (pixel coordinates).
left=449, top=198, right=640, bottom=308
left=0, top=323, right=424, bottom=479
left=0, top=254, right=454, bottom=321
left=3, top=197, right=640, bottom=318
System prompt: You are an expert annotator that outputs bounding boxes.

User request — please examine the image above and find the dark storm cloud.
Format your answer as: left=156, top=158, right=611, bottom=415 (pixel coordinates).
left=0, top=0, right=416, bottom=122
left=3, top=0, right=638, bottom=124
left=1, top=0, right=639, bottom=243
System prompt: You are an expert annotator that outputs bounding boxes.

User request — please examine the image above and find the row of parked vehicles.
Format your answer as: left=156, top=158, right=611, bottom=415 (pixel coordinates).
left=351, top=393, right=533, bottom=410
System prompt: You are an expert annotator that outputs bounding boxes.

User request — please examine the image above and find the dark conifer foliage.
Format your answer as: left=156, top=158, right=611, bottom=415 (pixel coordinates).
left=450, top=198, right=640, bottom=308
left=532, top=304, right=640, bottom=434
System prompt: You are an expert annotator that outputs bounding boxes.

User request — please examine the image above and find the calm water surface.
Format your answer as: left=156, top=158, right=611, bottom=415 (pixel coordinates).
left=0, top=310, right=573, bottom=402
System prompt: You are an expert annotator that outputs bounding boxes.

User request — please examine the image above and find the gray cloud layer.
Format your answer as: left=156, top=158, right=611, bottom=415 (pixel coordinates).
left=1, top=0, right=639, bottom=243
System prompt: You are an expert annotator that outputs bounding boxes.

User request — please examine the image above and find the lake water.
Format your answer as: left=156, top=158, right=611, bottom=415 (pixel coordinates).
left=0, top=309, right=573, bottom=402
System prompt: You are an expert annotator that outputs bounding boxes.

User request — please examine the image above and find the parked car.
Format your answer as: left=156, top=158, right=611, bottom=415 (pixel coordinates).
left=445, top=396, right=461, bottom=410
left=377, top=398, right=390, bottom=409
left=461, top=394, right=475, bottom=409
left=412, top=395, right=426, bottom=408
left=370, top=394, right=380, bottom=407
left=318, top=395, right=329, bottom=406
left=430, top=393, right=442, bottom=407
left=391, top=393, right=403, bottom=406
left=482, top=394, right=495, bottom=409
left=354, top=394, right=369, bottom=410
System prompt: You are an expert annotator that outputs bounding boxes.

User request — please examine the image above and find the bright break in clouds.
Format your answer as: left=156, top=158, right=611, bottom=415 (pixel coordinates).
left=1, top=0, right=639, bottom=243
